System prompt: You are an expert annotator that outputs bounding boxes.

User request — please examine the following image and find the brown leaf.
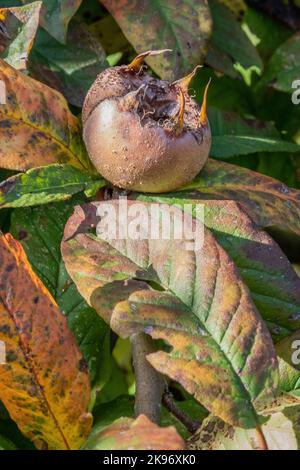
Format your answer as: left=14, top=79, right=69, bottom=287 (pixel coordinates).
left=0, top=59, right=90, bottom=171
left=85, top=414, right=186, bottom=450
left=0, top=233, right=92, bottom=449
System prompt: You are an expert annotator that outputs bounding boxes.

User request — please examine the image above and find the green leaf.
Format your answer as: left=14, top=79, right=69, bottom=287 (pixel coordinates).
left=182, top=159, right=300, bottom=237
left=0, top=164, right=104, bottom=208
left=193, top=68, right=253, bottom=115
left=208, top=108, right=300, bottom=159
left=20, top=0, right=82, bottom=44
left=212, top=136, right=300, bottom=159
left=101, top=0, right=212, bottom=80
left=0, top=434, right=17, bottom=450
left=10, top=197, right=111, bottom=396
left=135, top=196, right=300, bottom=341
left=0, top=2, right=41, bottom=70
left=207, top=0, right=263, bottom=75
left=61, top=201, right=278, bottom=428
left=259, top=33, right=300, bottom=93
left=29, top=22, right=108, bottom=107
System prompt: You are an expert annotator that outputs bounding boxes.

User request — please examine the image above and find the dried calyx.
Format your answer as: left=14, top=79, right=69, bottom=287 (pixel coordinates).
left=83, top=50, right=211, bottom=193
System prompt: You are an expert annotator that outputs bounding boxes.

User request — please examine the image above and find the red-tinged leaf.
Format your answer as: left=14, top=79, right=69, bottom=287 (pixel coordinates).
left=85, top=414, right=186, bottom=450
left=20, top=0, right=82, bottom=44
left=182, top=159, right=300, bottom=236
left=61, top=201, right=278, bottom=428
left=0, top=2, right=41, bottom=70
left=100, top=0, right=212, bottom=80
left=0, top=233, right=92, bottom=449
left=0, top=59, right=90, bottom=172
left=135, top=196, right=300, bottom=340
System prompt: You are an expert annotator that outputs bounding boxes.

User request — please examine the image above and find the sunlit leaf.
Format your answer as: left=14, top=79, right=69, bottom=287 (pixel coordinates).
left=0, top=164, right=104, bottom=208
left=0, top=233, right=92, bottom=449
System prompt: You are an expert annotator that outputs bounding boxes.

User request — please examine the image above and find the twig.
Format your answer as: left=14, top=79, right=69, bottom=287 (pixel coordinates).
left=256, top=425, right=268, bottom=450
left=131, top=332, right=165, bottom=424
left=162, top=391, right=200, bottom=434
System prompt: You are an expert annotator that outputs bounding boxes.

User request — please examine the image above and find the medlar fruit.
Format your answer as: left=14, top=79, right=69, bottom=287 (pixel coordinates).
left=83, top=50, right=211, bottom=193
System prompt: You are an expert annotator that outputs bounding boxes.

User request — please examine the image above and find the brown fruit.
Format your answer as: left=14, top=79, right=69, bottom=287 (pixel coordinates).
left=83, top=50, right=211, bottom=193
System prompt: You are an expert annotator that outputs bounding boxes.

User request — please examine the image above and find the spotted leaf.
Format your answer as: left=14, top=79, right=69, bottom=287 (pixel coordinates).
left=0, top=233, right=92, bottom=449
left=0, top=59, right=90, bottom=171
left=61, top=200, right=278, bottom=428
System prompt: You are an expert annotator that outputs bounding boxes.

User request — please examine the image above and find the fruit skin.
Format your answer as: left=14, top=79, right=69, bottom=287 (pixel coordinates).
left=83, top=63, right=211, bottom=194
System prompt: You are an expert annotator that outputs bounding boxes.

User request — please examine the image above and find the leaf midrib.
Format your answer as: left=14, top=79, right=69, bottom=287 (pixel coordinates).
left=88, top=233, right=259, bottom=419
left=0, top=291, right=70, bottom=450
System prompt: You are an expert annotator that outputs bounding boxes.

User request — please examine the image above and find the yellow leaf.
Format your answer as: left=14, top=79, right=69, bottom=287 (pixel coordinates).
left=0, top=233, right=92, bottom=449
